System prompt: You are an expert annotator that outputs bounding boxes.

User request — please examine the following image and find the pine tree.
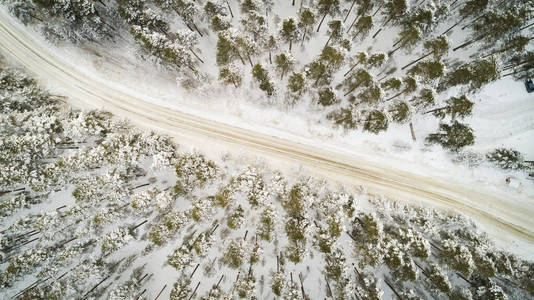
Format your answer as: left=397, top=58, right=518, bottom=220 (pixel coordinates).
left=298, top=8, right=316, bottom=45
left=287, top=72, right=306, bottom=97
left=351, top=15, right=373, bottom=40
left=240, top=11, right=268, bottom=43
left=344, top=51, right=367, bottom=76
left=388, top=102, right=410, bottom=123
left=410, top=88, right=435, bottom=110
left=316, top=0, right=341, bottom=32
left=425, top=95, right=474, bottom=119
left=389, top=25, right=421, bottom=56
left=363, top=110, right=388, bottom=134
left=274, top=53, right=295, bottom=80
left=402, top=35, right=450, bottom=70
left=252, top=63, right=274, bottom=96
left=324, top=20, right=343, bottom=48
left=343, top=68, right=372, bottom=97
left=373, top=0, right=407, bottom=38
left=280, top=18, right=299, bottom=51
left=265, top=35, right=278, bottom=64
left=486, top=148, right=528, bottom=170
left=219, top=65, right=243, bottom=88
left=365, top=53, right=386, bottom=69
left=408, top=61, right=445, bottom=82
left=318, top=87, right=338, bottom=106
left=426, top=121, right=475, bottom=152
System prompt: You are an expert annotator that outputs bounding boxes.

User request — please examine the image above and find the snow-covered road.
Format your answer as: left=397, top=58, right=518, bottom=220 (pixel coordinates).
left=1, top=12, right=533, bottom=256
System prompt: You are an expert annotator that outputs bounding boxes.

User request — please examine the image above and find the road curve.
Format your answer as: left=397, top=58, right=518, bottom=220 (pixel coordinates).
left=1, top=11, right=533, bottom=253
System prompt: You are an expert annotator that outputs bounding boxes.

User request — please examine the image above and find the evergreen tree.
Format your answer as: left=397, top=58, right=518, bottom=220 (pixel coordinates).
left=252, top=63, right=274, bottom=96
left=365, top=53, right=386, bottom=69
left=402, top=36, right=450, bottom=70
left=440, top=58, right=499, bottom=91
left=408, top=61, right=445, bottom=82
left=351, top=15, right=373, bottom=40
left=316, top=0, right=341, bottom=32
left=280, top=18, right=299, bottom=51
left=343, top=68, right=372, bottom=97
left=410, top=88, right=435, bottom=110
left=265, top=35, right=278, bottom=64
left=324, top=20, right=343, bottom=48
left=486, top=148, right=528, bottom=170
left=426, top=121, right=475, bottom=152
left=389, top=25, right=421, bottom=56
left=274, top=53, right=295, bottom=80
left=388, top=102, right=410, bottom=123
left=344, top=51, right=367, bottom=77
left=318, top=87, right=338, bottom=106
left=425, top=95, right=473, bottom=119
left=219, top=65, right=243, bottom=88
left=287, top=72, right=306, bottom=97
left=298, top=8, right=316, bottom=45
left=363, top=110, right=388, bottom=134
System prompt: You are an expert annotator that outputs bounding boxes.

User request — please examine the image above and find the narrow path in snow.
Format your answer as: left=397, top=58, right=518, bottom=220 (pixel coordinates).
left=1, top=12, right=533, bottom=255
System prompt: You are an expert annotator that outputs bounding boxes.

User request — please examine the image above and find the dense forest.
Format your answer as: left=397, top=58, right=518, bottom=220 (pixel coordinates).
left=1, top=61, right=534, bottom=299
left=2, top=0, right=532, bottom=155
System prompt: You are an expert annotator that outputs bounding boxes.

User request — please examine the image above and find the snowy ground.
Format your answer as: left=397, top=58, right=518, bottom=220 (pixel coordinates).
left=0, top=5, right=533, bottom=259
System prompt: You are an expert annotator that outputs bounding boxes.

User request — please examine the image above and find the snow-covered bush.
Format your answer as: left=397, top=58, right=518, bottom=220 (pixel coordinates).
left=101, top=227, right=132, bottom=254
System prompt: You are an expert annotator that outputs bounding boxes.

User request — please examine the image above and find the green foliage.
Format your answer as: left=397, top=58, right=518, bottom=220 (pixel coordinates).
left=326, top=19, right=343, bottom=45
left=423, top=36, right=450, bottom=60
left=216, top=32, right=236, bottom=66
left=221, top=240, right=246, bottom=269
left=252, top=63, right=275, bottom=96
left=219, top=66, right=242, bottom=88
left=287, top=72, right=305, bottom=95
left=441, top=58, right=499, bottom=91
left=318, top=87, right=338, bottom=106
left=366, top=53, right=386, bottom=69
left=274, top=53, right=295, bottom=79
left=227, top=205, right=245, bottom=229
left=352, top=15, right=373, bottom=39
left=486, top=148, right=528, bottom=170
left=317, top=0, right=341, bottom=18
left=429, top=95, right=473, bottom=119
left=211, top=15, right=231, bottom=31
left=426, top=121, right=475, bottom=152
left=382, top=77, right=402, bottom=91
left=280, top=18, right=298, bottom=48
left=327, top=106, right=358, bottom=129
left=363, top=110, right=389, bottom=134
left=409, top=61, right=445, bottom=81
left=389, top=102, right=410, bottom=123
left=357, top=85, right=382, bottom=105
left=257, top=206, right=276, bottom=241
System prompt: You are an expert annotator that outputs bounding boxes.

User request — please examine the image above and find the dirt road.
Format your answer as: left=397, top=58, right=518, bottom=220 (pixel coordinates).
left=1, top=11, right=533, bottom=255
